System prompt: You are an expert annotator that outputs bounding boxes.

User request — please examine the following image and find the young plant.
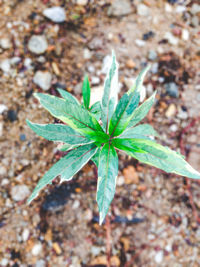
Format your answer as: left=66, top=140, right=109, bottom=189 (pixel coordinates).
left=27, top=51, right=200, bottom=225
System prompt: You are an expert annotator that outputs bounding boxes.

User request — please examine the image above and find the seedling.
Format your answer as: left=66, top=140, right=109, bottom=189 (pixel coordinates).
left=27, top=51, right=200, bottom=225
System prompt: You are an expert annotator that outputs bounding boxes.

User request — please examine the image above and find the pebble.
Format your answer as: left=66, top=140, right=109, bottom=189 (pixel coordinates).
left=43, top=6, right=66, bottom=23
left=107, top=0, right=132, bottom=17
left=165, top=3, right=172, bottom=12
left=0, top=38, right=12, bottom=49
left=177, top=109, right=188, bottom=120
left=175, top=5, right=186, bottom=13
left=181, top=29, right=189, bottom=41
left=117, top=175, right=124, bottom=186
left=35, top=260, right=46, bottom=267
left=91, top=76, right=100, bottom=85
left=0, top=104, right=8, bottom=114
left=191, top=16, right=199, bottom=28
left=137, top=4, right=149, bottom=16
left=190, top=4, right=200, bottom=15
left=126, top=59, right=135, bottom=69
left=143, top=31, right=155, bottom=40
left=135, top=39, right=145, bottom=47
left=165, top=83, right=179, bottom=98
left=33, top=71, right=52, bottom=91
left=11, top=185, right=30, bottom=202
left=0, top=122, right=3, bottom=137
left=7, top=109, right=18, bottom=122
left=0, top=259, right=9, bottom=266
left=83, top=48, right=92, bottom=59
left=74, top=82, right=82, bottom=94
left=148, top=50, right=157, bottom=61
left=170, top=124, right=178, bottom=132
left=76, top=0, right=88, bottom=5
left=72, top=199, right=80, bottom=209
left=28, top=35, right=48, bottom=54
left=0, top=166, right=6, bottom=176
left=155, top=251, right=163, bottom=263
left=123, top=166, right=139, bottom=184
left=164, top=32, right=179, bottom=45
left=22, top=228, right=30, bottom=242
left=0, top=59, right=11, bottom=74
left=32, top=243, right=43, bottom=256
left=151, top=62, right=158, bottom=74
left=165, top=104, right=176, bottom=118
left=1, top=179, right=9, bottom=186
left=24, top=58, right=33, bottom=70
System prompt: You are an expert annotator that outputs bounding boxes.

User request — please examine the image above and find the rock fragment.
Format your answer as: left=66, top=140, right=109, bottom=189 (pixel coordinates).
left=43, top=6, right=66, bottom=23
left=33, top=71, right=52, bottom=91
left=107, top=0, right=132, bottom=17
left=28, top=35, right=48, bottom=54
left=11, top=185, right=30, bottom=202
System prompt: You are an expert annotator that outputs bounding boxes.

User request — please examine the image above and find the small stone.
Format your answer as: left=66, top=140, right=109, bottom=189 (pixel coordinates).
left=83, top=48, right=92, bottom=59
left=1, top=179, right=9, bottom=186
left=28, top=35, right=48, bottom=54
left=11, top=57, right=21, bottom=65
left=32, top=243, right=43, bottom=256
left=177, top=109, right=188, bottom=120
left=76, top=0, right=88, bottom=5
left=1, top=259, right=9, bottom=266
left=137, top=4, right=149, bottom=16
left=33, top=71, right=52, bottom=91
left=182, top=29, right=189, bottom=41
left=0, top=104, right=8, bottom=114
left=165, top=83, right=179, bottom=98
left=151, top=62, right=158, bottom=74
left=117, top=175, right=124, bottom=186
left=170, top=124, right=178, bottom=132
left=20, top=134, right=26, bottom=141
left=35, top=260, right=46, bottom=267
left=126, top=59, right=135, bottom=69
left=0, top=166, right=6, bottom=176
left=165, top=3, right=172, bottom=12
left=22, top=228, right=30, bottom=242
left=53, top=242, right=62, bottom=255
left=0, top=38, right=12, bottom=49
left=24, top=58, right=33, bottom=70
left=175, top=5, right=186, bottom=13
left=123, top=165, right=139, bottom=184
left=143, top=31, right=155, bottom=41
left=74, top=82, right=82, bottom=94
left=135, top=39, right=145, bottom=47
left=72, top=199, right=80, bottom=209
left=0, top=59, right=11, bottom=74
left=154, top=251, right=163, bottom=264
left=43, top=6, right=66, bottom=23
left=107, top=0, right=132, bottom=17
left=191, top=16, right=199, bottom=28
left=190, top=4, right=200, bottom=15
left=11, top=185, right=30, bottom=202
left=0, top=122, right=3, bottom=137
left=7, top=109, right=18, bottom=122
left=148, top=50, right=157, bottom=61
left=165, top=104, right=176, bottom=118
left=164, top=32, right=179, bottom=46
left=91, top=76, right=100, bottom=85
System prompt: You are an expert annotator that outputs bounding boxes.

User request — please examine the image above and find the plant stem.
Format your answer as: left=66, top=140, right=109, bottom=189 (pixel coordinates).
left=106, top=214, right=111, bottom=267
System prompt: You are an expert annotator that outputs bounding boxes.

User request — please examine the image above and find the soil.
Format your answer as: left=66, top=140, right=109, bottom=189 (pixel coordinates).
left=0, top=0, right=200, bottom=266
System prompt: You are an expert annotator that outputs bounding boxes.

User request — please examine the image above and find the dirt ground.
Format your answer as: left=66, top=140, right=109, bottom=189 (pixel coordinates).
left=0, top=0, right=200, bottom=266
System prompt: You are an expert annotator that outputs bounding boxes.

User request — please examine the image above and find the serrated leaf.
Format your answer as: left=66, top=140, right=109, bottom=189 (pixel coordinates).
left=34, top=93, right=106, bottom=142
left=119, top=124, right=159, bottom=139
left=127, top=91, right=156, bottom=128
left=26, top=119, right=92, bottom=145
left=96, top=143, right=118, bottom=225
left=82, top=75, right=91, bottom=109
left=101, top=51, right=119, bottom=132
left=109, top=65, right=150, bottom=137
left=28, top=144, right=98, bottom=204
left=57, top=88, right=80, bottom=105
left=113, top=138, right=200, bottom=179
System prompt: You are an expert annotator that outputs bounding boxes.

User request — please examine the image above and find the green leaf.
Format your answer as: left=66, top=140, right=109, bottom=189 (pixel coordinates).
left=101, top=51, right=119, bottom=133
left=89, top=101, right=101, bottom=121
left=28, top=144, right=98, bottom=204
left=127, top=91, right=156, bottom=128
left=58, top=143, right=78, bottom=152
left=96, top=143, right=118, bottom=225
left=109, top=65, right=150, bottom=137
left=119, top=124, right=159, bottom=139
left=91, top=147, right=102, bottom=167
left=82, top=75, right=91, bottom=109
left=113, top=138, right=200, bottom=179
left=26, top=119, right=92, bottom=145
left=34, top=93, right=106, bottom=142
left=57, top=88, right=80, bottom=105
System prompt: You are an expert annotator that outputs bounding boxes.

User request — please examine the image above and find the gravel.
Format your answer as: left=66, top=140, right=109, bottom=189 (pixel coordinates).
left=137, top=3, right=149, bottom=16
left=11, top=185, right=30, bottom=202
left=43, top=6, right=66, bottom=23
left=107, top=0, right=132, bottom=17
left=165, top=82, right=179, bottom=98
left=33, top=71, right=52, bottom=91
left=28, top=35, right=48, bottom=54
